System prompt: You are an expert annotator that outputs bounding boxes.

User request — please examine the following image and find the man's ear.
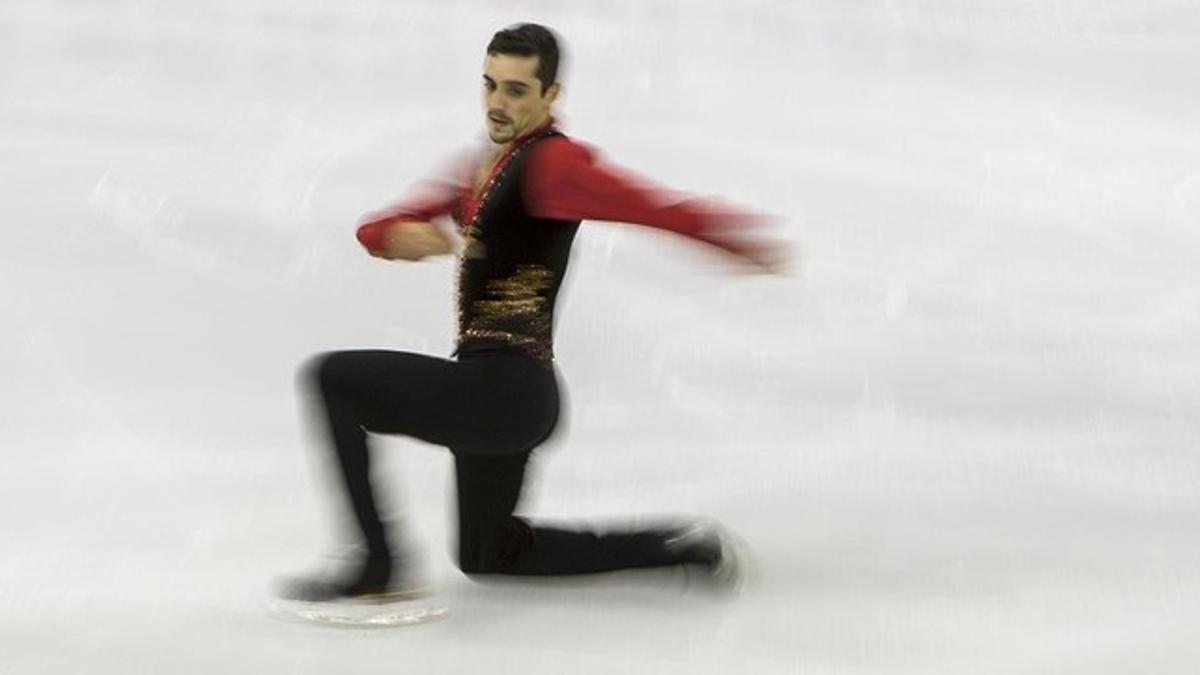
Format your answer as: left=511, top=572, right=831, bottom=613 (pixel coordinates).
left=544, top=81, right=561, bottom=104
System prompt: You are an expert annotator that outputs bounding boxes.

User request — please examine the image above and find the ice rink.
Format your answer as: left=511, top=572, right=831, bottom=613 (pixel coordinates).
left=3, top=0, right=1199, bottom=672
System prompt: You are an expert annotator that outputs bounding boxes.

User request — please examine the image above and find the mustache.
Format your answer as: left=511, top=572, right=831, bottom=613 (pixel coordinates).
left=487, top=111, right=511, bottom=123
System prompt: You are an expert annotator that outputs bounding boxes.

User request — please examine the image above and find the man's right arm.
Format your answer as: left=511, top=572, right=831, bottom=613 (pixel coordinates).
left=355, top=151, right=474, bottom=260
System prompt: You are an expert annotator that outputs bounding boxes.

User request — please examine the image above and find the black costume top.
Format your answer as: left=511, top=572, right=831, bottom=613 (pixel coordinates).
left=451, top=127, right=577, bottom=365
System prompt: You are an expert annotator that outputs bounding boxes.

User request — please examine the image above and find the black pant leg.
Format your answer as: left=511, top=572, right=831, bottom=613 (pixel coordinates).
left=305, top=352, right=395, bottom=559
left=306, top=349, right=702, bottom=576
left=306, top=350, right=495, bottom=558
left=305, top=350, right=557, bottom=559
left=453, top=453, right=533, bottom=573
left=453, top=454, right=697, bottom=576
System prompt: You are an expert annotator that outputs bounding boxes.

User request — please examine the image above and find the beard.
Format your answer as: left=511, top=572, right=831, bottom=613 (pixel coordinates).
left=487, top=115, right=516, bottom=143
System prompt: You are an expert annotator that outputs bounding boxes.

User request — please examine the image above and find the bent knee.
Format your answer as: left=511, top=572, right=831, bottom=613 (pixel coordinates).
left=298, top=351, right=363, bottom=394
left=456, top=521, right=533, bottom=575
left=298, top=352, right=331, bottom=388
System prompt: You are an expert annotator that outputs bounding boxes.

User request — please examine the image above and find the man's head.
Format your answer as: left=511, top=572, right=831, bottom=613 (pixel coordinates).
left=483, top=23, right=562, bottom=145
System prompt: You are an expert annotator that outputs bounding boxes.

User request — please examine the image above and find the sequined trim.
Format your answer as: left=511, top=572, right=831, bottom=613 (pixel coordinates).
left=460, top=329, right=552, bottom=363
left=459, top=127, right=559, bottom=240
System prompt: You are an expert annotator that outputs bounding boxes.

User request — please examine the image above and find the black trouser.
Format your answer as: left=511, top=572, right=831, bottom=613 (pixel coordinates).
left=303, top=349, right=697, bottom=575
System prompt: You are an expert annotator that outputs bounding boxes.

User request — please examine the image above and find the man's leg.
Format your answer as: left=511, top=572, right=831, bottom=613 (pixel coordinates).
left=298, top=350, right=559, bottom=593
left=303, top=349, right=718, bottom=588
left=453, top=454, right=715, bottom=576
left=306, top=350, right=458, bottom=563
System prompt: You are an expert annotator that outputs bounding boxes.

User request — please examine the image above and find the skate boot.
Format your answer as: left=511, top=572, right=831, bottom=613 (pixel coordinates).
left=268, top=549, right=447, bottom=626
left=663, top=520, right=751, bottom=594
left=275, top=551, right=431, bottom=603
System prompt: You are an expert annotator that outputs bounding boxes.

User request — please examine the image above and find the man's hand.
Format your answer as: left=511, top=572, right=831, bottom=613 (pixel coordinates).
left=357, top=219, right=456, bottom=261
left=690, top=210, right=793, bottom=275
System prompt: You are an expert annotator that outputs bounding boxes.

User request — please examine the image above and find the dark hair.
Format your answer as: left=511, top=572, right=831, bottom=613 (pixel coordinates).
left=486, top=23, right=561, bottom=95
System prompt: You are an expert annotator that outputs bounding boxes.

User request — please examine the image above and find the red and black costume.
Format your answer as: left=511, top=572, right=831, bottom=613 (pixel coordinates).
left=358, top=121, right=760, bottom=365
left=306, top=123, right=748, bottom=588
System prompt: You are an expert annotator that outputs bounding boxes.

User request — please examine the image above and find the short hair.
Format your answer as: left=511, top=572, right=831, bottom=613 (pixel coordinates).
left=486, top=23, right=561, bottom=95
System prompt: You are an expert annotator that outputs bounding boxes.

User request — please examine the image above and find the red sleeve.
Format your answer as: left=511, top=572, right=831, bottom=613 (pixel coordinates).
left=522, top=137, right=763, bottom=257
left=355, top=151, right=473, bottom=253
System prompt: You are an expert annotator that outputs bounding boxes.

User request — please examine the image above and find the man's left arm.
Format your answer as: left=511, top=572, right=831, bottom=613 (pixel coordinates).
left=523, top=137, right=781, bottom=271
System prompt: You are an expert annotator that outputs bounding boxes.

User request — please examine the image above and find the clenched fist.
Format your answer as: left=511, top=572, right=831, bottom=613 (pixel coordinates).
left=357, top=219, right=456, bottom=261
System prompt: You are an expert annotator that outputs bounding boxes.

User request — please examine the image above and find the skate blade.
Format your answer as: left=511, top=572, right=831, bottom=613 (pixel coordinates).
left=354, top=584, right=435, bottom=602
left=265, top=596, right=448, bottom=628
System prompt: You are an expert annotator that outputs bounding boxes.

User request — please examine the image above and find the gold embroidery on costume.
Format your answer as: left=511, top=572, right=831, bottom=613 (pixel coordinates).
left=461, top=264, right=557, bottom=363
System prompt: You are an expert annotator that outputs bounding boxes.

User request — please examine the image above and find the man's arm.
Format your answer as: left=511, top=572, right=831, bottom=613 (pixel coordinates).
left=356, top=151, right=474, bottom=259
left=522, top=137, right=782, bottom=271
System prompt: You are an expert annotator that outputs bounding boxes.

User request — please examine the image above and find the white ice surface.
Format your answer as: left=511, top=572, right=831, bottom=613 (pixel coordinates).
left=2, top=1, right=1199, bottom=673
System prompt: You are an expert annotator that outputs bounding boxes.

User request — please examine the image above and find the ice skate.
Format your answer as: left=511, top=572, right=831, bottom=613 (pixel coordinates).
left=275, top=552, right=430, bottom=602
left=664, top=520, right=752, bottom=595
left=268, top=551, right=446, bottom=627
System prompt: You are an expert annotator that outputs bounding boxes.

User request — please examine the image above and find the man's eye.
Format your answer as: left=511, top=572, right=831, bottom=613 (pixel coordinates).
left=506, top=88, right=525, bottom=97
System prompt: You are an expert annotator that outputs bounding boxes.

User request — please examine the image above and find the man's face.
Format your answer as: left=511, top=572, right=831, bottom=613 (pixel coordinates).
left=482, top=53, right=558, bottom=145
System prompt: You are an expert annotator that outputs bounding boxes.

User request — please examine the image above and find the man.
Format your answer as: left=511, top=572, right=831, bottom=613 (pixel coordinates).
left=282, top=23, right=779, bottom=602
